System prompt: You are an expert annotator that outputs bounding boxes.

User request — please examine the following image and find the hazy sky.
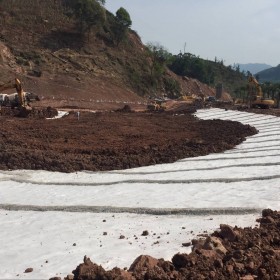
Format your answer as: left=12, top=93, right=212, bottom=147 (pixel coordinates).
left=105, top=0, right=279, bottom=66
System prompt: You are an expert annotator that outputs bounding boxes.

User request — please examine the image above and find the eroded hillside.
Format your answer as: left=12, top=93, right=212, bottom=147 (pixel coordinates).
left=0, top=0, right=229, bottom=106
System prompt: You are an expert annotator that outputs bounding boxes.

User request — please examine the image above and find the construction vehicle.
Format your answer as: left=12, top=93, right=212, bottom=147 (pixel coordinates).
left=0, top=78, right=32, bottom=117
left=147, top=99, right=166, bottom=112
left=247, top=76, right=274, bottom=109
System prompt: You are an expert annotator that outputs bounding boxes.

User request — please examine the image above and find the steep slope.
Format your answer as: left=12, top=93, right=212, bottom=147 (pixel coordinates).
left=0, top=0, right=229, bottom=106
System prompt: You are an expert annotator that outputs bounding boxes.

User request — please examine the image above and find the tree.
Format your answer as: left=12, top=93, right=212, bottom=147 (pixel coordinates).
left=146, top=42, right=170, bottom=87
left=116, top=7, right=132, bottom=28
left=112, top=7, right=132, bottom=45
left=64, top=0, right=105, bottom=38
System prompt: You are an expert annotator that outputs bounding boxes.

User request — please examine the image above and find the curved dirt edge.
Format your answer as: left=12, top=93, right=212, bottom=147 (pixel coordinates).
left=0, top=111, right=258, bottom=173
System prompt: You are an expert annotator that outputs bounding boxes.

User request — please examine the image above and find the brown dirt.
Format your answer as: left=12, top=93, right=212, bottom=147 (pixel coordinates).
left=63, top=209, right=280, bottom=280
left=0, top=109, right=256, bottom=173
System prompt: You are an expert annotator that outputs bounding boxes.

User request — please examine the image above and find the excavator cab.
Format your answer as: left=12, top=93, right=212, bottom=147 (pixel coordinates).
left=0, top=78, right=32, bottom=117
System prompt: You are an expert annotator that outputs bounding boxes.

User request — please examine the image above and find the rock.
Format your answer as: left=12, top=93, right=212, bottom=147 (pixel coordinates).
left=129, top=255, right=158, bottom=273
left=182, top=242, right=191, bottom=247
left=141, top=230, right=149, bottom=236
left=232, top=249, right=244, bottom=260
left=49, top=277, right=61, bottom=280
left=262, top=209, right=274, bottom=217
left=172, top=253, right=189, bottom=269
left=213, top=259, right=223, bottom=268
left=259, top=216, right=275, bottom=224
left=199, top=249, right=218, bottom=259
left=24, top=268, right=33, bottom=273
left=192, top=236, right=227, bottom=255
left=191, top=238, right=205, bottom=251
left=72, top=257, right=106, bottom=279
left=219, top=224, right=240, bottom=241
left=226, top=264, right=234, bottom=274
left=203, top=236, right=227, bottom=255
left=66, top=274, right=74, bottom=280
left=105, top=267, right=134, bottom=280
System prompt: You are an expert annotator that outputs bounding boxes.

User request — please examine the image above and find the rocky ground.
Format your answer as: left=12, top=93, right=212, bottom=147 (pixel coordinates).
left=54, top=209, right=280, bottom=280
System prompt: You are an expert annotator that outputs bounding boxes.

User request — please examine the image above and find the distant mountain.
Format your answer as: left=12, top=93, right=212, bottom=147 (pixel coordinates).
left=257, top=64, right=280, bottom=83
left=235, top=63, right=272, bottom=75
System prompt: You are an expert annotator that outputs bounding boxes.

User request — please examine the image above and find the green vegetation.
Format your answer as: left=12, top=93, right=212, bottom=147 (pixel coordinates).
left=167, top=53, right=248, bottom=95
left=261, top=82, right=280, bottom=100
left=63, top=0, right=106, bottom=38
left=146, top=43, right=169, bottom=87
left=111, top=7, right=132, bottom=45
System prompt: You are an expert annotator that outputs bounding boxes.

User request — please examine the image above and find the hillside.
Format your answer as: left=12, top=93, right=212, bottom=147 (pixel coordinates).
left=0, top=0, right=243, bottom=107
left=0, top=0, right=226, bottom=108
left=257, top=64, right=280, bottom=83
left=167, top=53, right=248, bottom=99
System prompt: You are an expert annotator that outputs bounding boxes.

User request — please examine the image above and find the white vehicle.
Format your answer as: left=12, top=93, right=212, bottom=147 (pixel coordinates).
left=0, top=93, right=9, bottom=105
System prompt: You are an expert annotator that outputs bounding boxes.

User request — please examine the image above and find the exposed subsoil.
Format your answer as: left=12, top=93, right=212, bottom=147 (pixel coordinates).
left=58, top=209, right=280, bottom=280
left=0, top=108, right=257, bottom=172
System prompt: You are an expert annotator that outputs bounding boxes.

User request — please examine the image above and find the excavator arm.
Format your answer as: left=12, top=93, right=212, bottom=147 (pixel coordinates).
left=247, top=76, right=274, bottom=109
left=248, top=76, right=263, bottom=98
left=0, top=78, right=25, bottom=107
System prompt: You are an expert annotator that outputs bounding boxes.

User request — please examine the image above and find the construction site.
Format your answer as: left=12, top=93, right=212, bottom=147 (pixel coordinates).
left=1, top=1, right=280, bottom=280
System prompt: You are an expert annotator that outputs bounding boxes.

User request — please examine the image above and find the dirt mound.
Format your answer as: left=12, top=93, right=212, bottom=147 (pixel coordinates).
left=0, top=111, right=257, bottom=172
left=115, top=105, right=133, bottom=113
left=0, top=106, right=58, bottom=118
left=55, top=209, right=280, bottom=280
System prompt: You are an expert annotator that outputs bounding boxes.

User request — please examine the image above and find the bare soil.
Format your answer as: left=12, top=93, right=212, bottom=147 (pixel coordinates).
left=0, top=108, right=257, bottom=173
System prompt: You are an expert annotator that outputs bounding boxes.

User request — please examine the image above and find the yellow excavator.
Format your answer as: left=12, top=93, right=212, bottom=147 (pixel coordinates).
left=247, top=76, right=274, bottom=109
left=0, top=78, right=32, bottom=116
left=147, top=99, right=166, bottom=112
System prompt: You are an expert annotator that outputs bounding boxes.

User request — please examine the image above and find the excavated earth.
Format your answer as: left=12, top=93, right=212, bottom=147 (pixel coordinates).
left=0, top=108, right=257, bottom=172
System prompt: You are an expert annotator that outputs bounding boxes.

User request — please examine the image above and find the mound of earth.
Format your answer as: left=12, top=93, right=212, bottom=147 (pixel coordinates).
left=0, top=110, right=257, bottom=172
left=51, top=209, right=280, bottom=280
left=0, top=106, right=58, bottom=118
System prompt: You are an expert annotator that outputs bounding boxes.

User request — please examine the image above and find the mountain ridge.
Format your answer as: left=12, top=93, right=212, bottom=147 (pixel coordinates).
left=235, top=63, right=273, bottom=75
left=257, top=64, right=280, bottom=83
